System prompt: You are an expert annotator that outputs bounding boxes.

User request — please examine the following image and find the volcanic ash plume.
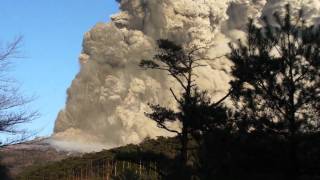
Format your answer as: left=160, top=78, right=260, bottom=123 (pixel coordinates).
left=51, top=0, right=320, bottom=152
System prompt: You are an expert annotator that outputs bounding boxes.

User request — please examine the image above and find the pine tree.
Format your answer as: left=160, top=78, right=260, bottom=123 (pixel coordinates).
left=140, top=40, right=229, bottom=169
left=228, top=5, right=320, bottom=179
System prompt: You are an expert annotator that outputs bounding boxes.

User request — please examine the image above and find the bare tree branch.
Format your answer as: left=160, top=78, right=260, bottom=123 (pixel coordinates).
left=0, top=37, right=38, bottom=146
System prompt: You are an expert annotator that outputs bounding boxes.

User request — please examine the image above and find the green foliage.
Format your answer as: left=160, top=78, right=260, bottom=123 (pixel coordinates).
left=111, top=169, right=141, bottom=180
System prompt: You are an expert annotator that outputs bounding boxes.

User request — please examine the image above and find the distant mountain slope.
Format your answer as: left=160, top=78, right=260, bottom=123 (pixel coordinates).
left=0, top=138, right=81, bottom=177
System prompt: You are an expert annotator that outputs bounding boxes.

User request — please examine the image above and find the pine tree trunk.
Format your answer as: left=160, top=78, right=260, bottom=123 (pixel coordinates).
left=287, top=60, right=299, bottom=180
left=181, top=127, right=188, bottom=166
left=287, top=134, right=299, bottom=180
left=180, top=126, right=190, bottom=179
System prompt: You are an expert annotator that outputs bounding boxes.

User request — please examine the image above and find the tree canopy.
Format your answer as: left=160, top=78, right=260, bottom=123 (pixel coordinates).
left=140, top=40, right=229, bottom=170
left=228, top=5, right=320, bottom=179
left=229, top=5, right=320, bottom=136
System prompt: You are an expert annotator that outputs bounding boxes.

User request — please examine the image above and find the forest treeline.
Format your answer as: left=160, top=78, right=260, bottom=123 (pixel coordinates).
left=12, top=5, right=320, bottom=180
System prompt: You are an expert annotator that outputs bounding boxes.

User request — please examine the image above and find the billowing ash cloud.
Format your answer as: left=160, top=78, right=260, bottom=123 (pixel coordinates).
left=51, top=0, right=320, bottom=152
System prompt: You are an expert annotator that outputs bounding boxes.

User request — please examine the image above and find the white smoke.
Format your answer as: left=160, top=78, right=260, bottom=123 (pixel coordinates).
left=51, top=0, right=320, bottom=152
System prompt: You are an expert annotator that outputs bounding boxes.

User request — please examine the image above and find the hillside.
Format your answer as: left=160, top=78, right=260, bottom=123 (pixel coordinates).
left=0, top=138, right=81, bottom=178
left=14, top=132, right=320, bottom=180
left=17, top=137, right=179, bottom=180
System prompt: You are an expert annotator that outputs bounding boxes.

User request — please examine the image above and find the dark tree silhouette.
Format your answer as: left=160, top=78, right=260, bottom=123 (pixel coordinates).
left=140, top=40, right=230, bottom=169
left=0, top=163, right=11, bottom=180
left=228, top=5, right=320, bottom=179
left=0, top=37, right=38, bottom=147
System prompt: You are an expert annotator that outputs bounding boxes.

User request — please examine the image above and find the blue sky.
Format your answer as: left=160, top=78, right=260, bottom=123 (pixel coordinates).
left=0, top=0, right=119, bottom=138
